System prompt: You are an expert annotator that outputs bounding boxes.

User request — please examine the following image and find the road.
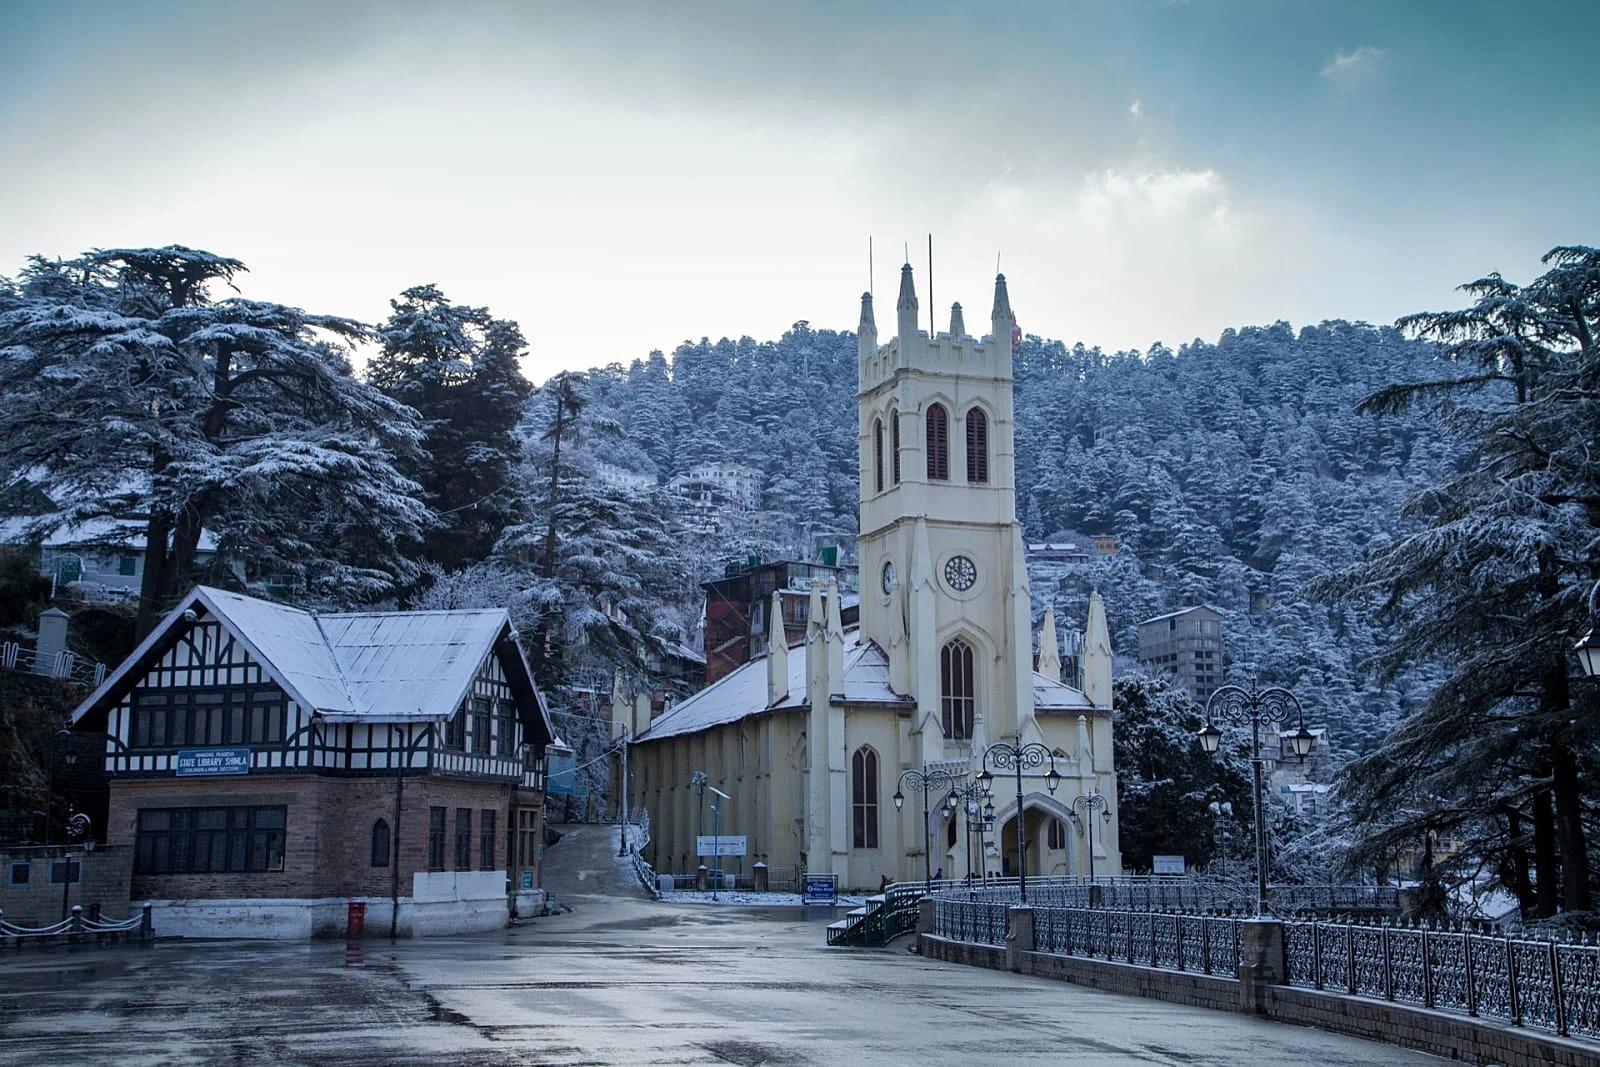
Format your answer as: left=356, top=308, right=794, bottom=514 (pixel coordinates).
left=0, top=823, right=1436, bottom=1065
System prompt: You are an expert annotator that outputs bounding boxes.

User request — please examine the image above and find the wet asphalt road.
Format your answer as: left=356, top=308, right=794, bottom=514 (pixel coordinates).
left=0, top=825, right=1436, bottom=1065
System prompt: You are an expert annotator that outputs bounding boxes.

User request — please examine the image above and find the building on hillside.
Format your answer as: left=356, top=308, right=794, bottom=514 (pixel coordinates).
left=67, top=585, right=557, bottom=938
left=1137, top=605, right=1225, bottom=704
left=700, top=559, right=859, bottom=686
left=1091, top=535, right=1118, bottom=557
left=1026, top=540, right=1092, bottom=565
left=593, top=462, right=657, bottom=495
left=0, top=516, right=236, bottom=603
left=615, top=266, right=1122, bottom=889
left=668, top=462, right=763, bottom=511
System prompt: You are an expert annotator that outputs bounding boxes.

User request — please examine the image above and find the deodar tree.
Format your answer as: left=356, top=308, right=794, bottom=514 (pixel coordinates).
left=0, top=246, right=432, bottom=633
left=1318, top=246, right=1600, bottom=920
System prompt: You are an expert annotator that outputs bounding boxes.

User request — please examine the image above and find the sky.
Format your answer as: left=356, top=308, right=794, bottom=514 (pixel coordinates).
left=2, top=1, right=1596, bottom=381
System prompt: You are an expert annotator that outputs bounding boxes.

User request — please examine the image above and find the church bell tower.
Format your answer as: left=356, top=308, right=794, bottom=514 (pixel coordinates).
left=856, top=264, right=1034, bottom=766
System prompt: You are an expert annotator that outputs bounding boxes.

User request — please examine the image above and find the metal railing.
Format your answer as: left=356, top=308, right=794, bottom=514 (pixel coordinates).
left=939, top=878, right=1396, bottom=915
left=623, top=809, right=660, bottom=898
left=929, top=895, right=1244, bottom=977
left=0, top=641, right=106, bottom=686
left=1284, top=918, right=1600, bottom=1040
left=0, top=903, right=151, bottom=945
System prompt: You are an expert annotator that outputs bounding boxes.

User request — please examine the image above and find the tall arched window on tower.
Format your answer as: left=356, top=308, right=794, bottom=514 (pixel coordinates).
left=873, top=417, right=884, bottom=494
left=926, top=403, right=949, bottom=480
left=965, top=407, right=989, bottom=484
left=890, top=409, right=901, bottom=484
left=940, top=638, right=975, bottom=740
left=852, top=747, right=879, bottom=849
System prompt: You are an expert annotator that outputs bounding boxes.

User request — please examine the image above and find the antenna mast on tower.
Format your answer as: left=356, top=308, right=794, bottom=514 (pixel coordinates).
left=927, top=234, right=934, bottom=337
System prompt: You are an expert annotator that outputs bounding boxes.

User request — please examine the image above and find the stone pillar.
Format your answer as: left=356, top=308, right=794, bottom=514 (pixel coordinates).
left=35, top=607, right=69, bottom=676
left=918, top=898, right=935, bottom=936
left=1237, top=918, right=1286, bottom=1015
left=696, top=864, right=709, bottom=891
left=753, top=862, right=769, bottom=893
left=1007, top=905, right=1035, bottom=973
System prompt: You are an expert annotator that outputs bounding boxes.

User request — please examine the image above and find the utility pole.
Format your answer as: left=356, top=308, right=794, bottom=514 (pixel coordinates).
left=617, top=722, right=630, bottom=857
left=708, top=787, right=730, bottom=900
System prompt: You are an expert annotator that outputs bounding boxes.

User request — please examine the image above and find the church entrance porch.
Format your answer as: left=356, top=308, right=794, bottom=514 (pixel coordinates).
left=996, top=806, right=1077, bottom=879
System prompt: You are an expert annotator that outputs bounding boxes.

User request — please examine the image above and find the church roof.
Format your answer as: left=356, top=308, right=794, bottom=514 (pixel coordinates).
left=636, top=627, right=1101, bottom=743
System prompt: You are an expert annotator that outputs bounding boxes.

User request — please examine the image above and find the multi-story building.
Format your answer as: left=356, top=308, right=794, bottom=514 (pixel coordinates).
left=700, top=559, right=858, bottom=686
left=667, top=462, right=763, bottom=512
left=1137, top=605, right=1225, bottom=704
left=66, top=585, right=557, bottom=938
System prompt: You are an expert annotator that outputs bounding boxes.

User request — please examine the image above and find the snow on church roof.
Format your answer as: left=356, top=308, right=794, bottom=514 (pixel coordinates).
left=72, top=586, right=550, bottom=736
left=638, top=628, right=1099, bottom=743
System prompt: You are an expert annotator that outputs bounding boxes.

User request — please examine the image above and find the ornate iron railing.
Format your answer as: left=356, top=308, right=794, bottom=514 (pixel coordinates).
left=949, top=879, right=1395, bottom=915
left=1284, top=918, right=1600, bottom=1040
left=931, top=899, right=1010, bottom=946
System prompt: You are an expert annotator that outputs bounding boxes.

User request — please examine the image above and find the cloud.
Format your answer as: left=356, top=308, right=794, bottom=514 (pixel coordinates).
left=1321, top=46, right=1387, bottom=81
left=1129, top=99, right=1142, bottom=118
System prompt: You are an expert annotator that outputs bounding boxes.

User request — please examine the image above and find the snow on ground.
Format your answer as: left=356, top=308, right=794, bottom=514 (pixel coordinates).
left=661, top=890, right=867, bottom=908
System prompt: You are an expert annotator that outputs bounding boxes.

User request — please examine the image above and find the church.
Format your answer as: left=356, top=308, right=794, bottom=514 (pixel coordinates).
left=615, top=264, right=1122, bottom=890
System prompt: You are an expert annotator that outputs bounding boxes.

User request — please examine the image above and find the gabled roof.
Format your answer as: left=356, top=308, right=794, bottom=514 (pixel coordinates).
left=71, top=586, right=554, bottom=744
left=1139, top=604, right=1225, bottom=625
left=637, top=629, right=1100, bottom=743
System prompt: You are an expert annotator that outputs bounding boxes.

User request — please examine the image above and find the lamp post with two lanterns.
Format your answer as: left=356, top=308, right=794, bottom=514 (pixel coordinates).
left=976, top=729, right=1062, bottom=904
left=1070, top=790, right=1111, bottom=882
left=945, top=781, right=995, bottom=892
left=893, top=767, right=958, bottom=889
left=1195, top=680, right=1315, bottom=916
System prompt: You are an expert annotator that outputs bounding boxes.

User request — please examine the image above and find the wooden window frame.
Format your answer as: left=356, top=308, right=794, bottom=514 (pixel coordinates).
left=454, top=808, right=473, bottom=871
left=851, top=747, right=879, bottom=850
left=371, top=819, right=391, bottom=868
left=479, top=809, right=497, bottom=870
left=925, top=404, right=949, bottom=481
left=134, top=805, right=287, bottom=875
left=965, top=407, right=989, bottom=484
left=427, top=806, right=446, bottom=870
left=890, top=409, right=901, bottom=484
left=940, top=639, right=976, bottom=740
left=873, top=417, right=884, bottom=494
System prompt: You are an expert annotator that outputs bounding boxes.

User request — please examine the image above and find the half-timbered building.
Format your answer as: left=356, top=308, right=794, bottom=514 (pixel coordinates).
left=69, top=585, right=557, bottom=938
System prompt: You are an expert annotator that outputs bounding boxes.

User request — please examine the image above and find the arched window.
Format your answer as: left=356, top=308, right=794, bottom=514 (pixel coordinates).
left=940, top=638, right=975, bottom=740
left=370, top=819, right=391, bottom=868
left=890, top=409, right=901, bottom=484
left=1047, top=818, right=1066, bottom=851
left=926, top=403, right=949, bottom=481
left=965, top=407, right=989, bottom=484
left=873, top=417, right=884, bottom=494
left=851, top=747, right=879, bottom=849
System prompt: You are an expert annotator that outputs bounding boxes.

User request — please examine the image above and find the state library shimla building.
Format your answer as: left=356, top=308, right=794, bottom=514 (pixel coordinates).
left=68, top=585, right=557, bottom=938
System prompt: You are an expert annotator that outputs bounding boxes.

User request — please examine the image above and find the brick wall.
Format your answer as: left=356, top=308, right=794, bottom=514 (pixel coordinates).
left=0, top=846, right=132, bottom=927
left=109, top=775, right=526, bottom=903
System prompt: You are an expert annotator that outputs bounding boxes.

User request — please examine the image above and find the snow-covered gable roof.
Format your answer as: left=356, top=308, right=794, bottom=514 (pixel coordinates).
left=639, top=630, right=1101, bottom=743
left=1141, top=604, right=1226, bottom=625
left=72, top=587, right=551, bottom=738
left=1032, top=673, right=1098, bottom=714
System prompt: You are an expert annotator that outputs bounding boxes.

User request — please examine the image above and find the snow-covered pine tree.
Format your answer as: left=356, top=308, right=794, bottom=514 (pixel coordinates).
left=1318, top=245, right=1600, bottom=919
left=369, top=284, right=533, bottom=570
left=0, top=246, right=430, bottom=633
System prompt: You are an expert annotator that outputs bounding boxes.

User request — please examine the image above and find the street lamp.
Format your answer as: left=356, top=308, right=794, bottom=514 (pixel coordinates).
left=1196, top=680, right=1311, bottom=916
left=1207, top=799, right=1234, bottom=880
left=978, top=729, right=1061, bottom=904
left=944, top=782, right=990, bottom=890
left=1069, top=791, right=1110, bottom=881
left=1576, top=629, right=1600, bottom=678
left=691, top=771, right=709, bottom=869
left=894, top=766, right=957, bottom=889
left=707, top=786, right=730, bottom=901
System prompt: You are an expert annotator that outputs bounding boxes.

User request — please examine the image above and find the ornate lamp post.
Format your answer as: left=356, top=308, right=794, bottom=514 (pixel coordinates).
left=1196, top=680, right=1313, bottom=916
left=1207, top=799, right=1234, bottom=880
left=945, top=781, right=992, bottom=889
left=1069, top=790, right=1110, bottom=881
left=977, top=729, right=1061, bottom=903
left=894, top=766, right=957, bottom=888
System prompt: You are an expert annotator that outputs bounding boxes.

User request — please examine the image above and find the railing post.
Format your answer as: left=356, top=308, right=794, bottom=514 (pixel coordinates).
left=1126, top=916, right=1135, bottom=963
left=1202, top=920, right=1211, bottom=976
left=1347, top=925, right=1357, bottom=995
left=1550, top=941, right=1567, bottom=1037
left=1382, top=922, right=1394, bottom=1001
left=1421, top=924, right=1434, bottom=1009
left=1507, top=937, right=1522, bottom=1026
left=1313, top=921, right=1323, bottom=990
left=69, top=904, right=84, bottom=945
left=1463, top=929, right=1477, bottom=1017
left=141, top=902, right=153, bottom=942
left=1176, top=915, right=1185, bottom=973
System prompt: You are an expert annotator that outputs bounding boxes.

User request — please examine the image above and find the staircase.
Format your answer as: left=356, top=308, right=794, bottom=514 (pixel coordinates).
left=826, top=881, right=936, bottom=947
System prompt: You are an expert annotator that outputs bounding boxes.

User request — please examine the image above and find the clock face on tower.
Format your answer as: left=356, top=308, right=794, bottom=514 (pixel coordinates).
left=881, top=560, right=896, bottom=595
left=943, top=555, right=978, bottom=592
